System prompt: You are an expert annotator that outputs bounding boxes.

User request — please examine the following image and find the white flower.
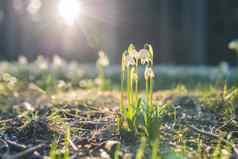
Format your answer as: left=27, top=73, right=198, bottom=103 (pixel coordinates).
left=124, top=54, right=136, bottom=67
left=18, top=56, right=28, bottom=65
left=57, top=80, right=66, bottom=89
left=228, top=41, right=238, bottom=50
left=144, top=66, right=155, bottom=80
left=35, top=55, right=48, bottom=70
left=97, top=50, right=109, bottom=67
left=129, top=49, right=139, bottom=59
left=53, top=55, right=65, bottom=68
left=138, top=49, right=149, bottom=64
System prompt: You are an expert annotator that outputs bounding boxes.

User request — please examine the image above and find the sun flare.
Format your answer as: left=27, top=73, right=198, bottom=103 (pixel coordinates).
left=58, top=0, right=80, bottom=26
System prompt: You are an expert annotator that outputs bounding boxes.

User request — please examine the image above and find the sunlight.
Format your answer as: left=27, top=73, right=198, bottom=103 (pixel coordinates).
left=58, top=0, right=80, bottom=26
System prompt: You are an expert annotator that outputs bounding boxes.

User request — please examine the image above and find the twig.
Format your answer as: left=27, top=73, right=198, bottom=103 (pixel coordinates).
left=188, top=125, right=229, bottom=144
left=216, top=117, right=236, bottom=130
left=68, top=138, right=79, bottom=151
left=8, top=144, right=45, bottom=159
left=5, top=139, right=27, bottom=150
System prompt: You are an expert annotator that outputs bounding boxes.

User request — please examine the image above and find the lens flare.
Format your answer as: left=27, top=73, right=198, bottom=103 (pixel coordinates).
left=58, top=0, right=80, bottom=26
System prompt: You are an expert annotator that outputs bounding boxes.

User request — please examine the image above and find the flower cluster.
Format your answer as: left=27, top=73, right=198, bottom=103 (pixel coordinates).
left=120, top=43, right=156, bottom=115
left=2, top=73, right=17, bottom=87
left=122, top=46, right=153, bottom=69
left=0, top=73, right=18, bottom=93
left=121, top=44, right=155, bottom=81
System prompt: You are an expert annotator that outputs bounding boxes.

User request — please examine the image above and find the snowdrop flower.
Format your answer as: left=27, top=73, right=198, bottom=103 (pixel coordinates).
left=144, top=66, right=155, bottom=80
left=52, top=55, right=65, bottom=69
left=18, top=56, right=28, bottom=65
left=138, top=49, right=149, bottom=64
left=129, top=49, right=139, bottom=60
left=35, top=55, right=48, bottom=70
left=124, top=53, right=136, bottom=68
left=228, top=40, right=238, bottom=51
left=144, top=44, right=154, bottom=64
left=97, top=50, right=109, bottom=67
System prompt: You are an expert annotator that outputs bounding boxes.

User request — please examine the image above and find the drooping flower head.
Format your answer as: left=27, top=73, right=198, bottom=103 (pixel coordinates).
left=228, top=40, right=238, bottom=50
left=18, top=56, right=28, bottom=65
left=35, top=55, right=48, bottom=70
left=144, top=43, right=154, bottom=64
left=138, top=49, right=149, bottom=64
left=144, top=66, right=155, bottom=80
left=53, top=55, right=66, bottom=69
left=124, top=53, right=136, bottom=68
left=127, top=43, right=139, bottom=60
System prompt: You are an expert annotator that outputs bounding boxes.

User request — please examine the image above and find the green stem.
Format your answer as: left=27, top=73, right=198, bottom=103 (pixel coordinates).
left=135, top=60, right=139, bottom=103
left=127, top=68, right=130, bottom=105
left=135, top=79, right=138, bottom=104
left=149, top=78, right=153, bottom=110
left=120, top=69, right=124, bottom=113
left=151, top=138, right=159, bottom=159
left=146, top=79, right=149, bottom=107
left=99, top=66, right=105, bottom=89
left=131, top=73, right=134, bottom=106
left=127, top=68, right=132, bottom=118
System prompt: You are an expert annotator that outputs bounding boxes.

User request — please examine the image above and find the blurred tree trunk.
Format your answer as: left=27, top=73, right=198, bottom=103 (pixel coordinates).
left=0, top=0, right=4, bottom=59
left=3, top=0, right=17, bottom=60
left=158, top=0, right=175, bottom=64
left=189, top=0, right=207, bottom=64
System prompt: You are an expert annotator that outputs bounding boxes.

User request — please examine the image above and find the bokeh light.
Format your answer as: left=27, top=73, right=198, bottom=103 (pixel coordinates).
left=27, top=0, right=42, bottom=15
left=58, top=0, right=80, bottom=26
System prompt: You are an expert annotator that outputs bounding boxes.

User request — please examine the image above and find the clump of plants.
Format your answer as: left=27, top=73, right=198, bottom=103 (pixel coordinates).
left=0, top=73, right=18, bottom=95
left=119, top=43, right=166, bottom=143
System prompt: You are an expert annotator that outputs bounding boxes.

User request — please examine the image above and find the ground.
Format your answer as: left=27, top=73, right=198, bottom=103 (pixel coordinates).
left=0, top=62, right=238, bottom=159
